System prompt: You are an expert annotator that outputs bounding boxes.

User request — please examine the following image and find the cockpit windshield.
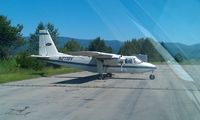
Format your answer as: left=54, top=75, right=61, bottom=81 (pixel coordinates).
left=124, top=57, right=142, bottom=64
left=134, top=57, right=142, bottom=64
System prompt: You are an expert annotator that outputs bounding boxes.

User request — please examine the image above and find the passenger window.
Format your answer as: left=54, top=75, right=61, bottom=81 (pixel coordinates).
left=125, top=59, right=132, bottom=64
left=125, top=59, right=128, bottom=63
left=133, top=58, right=135, bottom=64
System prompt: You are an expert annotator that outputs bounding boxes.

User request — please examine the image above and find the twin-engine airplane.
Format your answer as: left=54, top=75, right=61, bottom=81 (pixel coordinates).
left=31, top=30, right=157, bottom=80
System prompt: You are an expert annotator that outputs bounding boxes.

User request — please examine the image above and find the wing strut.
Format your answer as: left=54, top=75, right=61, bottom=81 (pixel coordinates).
left=96, top=59, right=104, bottom=79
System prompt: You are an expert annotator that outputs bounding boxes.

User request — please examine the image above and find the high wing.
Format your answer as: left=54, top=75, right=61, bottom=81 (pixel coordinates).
left=69, top=51, right=121, bottom=59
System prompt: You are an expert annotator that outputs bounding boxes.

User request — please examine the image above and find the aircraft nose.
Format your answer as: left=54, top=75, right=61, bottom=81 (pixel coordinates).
left=142, top=62, right=157, bottom=70
left=150, top=63, right=157, bottom=69
left=145, top=62, right=156, bottom=69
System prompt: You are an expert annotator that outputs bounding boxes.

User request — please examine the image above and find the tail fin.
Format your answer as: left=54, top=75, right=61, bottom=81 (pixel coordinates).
left=39, top=30, right=59, bottom=56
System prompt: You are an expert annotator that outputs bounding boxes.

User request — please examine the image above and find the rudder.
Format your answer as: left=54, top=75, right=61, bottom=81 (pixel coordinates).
left=39, top=30, right=59, bottom=56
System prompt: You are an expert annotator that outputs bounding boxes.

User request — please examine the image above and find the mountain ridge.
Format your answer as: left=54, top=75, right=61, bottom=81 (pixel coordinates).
left=58, top=37, right=200, bottom=59
left=22, top=36, right=200, bottom=60
left=58, top=37, right=122, bottom=53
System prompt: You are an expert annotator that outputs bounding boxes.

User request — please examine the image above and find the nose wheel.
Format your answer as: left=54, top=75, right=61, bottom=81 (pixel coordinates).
left=149, top=74, right=155, bottom=80
left=98, top=74, right=105, bottom=80
left=98, top=73, right=113, bottom=80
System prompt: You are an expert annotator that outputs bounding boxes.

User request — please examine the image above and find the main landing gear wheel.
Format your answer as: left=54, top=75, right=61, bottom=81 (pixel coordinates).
left=98, top=76, right=103, bottom=80
left=106, top=73, right=112, bottom=78
left=149, top=74, right=155, bottom=80
left=98, top=74, right=105, bottom=80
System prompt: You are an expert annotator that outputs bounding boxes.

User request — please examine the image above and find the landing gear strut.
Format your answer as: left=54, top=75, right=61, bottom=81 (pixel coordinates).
left=97, top=59, right=104, bottom=80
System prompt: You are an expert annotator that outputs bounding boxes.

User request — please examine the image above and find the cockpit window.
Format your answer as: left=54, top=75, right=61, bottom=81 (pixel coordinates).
left=125, top=59, right=133, bottom=64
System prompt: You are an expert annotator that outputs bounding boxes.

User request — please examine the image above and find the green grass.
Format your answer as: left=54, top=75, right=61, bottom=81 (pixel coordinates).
left=0, top=67, right=80, bottom=84
left=0, top=70, right=38, bottom=83
left=0, top=58, right=80, bottom=84
left=0, top=58, right=18, bottom=73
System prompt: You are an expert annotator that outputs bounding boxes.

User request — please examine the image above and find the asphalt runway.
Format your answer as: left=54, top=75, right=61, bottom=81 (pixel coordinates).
left=0, top=65, right=200, bottom=120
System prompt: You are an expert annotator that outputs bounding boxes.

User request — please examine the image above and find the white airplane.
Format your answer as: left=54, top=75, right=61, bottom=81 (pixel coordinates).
left=31, top=30, right=157, bottom=80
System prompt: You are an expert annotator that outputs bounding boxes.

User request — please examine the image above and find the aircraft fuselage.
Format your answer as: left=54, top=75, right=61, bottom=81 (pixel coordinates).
left=41, top=55, right=156, bottom=74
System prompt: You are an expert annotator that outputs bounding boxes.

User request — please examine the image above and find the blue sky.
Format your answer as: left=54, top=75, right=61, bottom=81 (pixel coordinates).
left=0, top=0, right=200, bottom=44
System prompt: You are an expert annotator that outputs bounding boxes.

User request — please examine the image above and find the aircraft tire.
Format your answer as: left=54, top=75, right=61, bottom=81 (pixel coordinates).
left=98, top=74, right=105, bottom=80
left=149, top=74, right=155, bottom=80
left=106, top=73, right=112, bottom=78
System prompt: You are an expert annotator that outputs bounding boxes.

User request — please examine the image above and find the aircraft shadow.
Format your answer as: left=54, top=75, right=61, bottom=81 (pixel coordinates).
left=54, top=76, right=82, bottom=79
left=53, top=75, right=99, bottom=84
left=111, top=77, right=148, bottom=80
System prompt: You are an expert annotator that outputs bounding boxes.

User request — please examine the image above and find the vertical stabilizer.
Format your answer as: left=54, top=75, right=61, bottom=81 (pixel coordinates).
left=39, top=30, right=59, bottom=56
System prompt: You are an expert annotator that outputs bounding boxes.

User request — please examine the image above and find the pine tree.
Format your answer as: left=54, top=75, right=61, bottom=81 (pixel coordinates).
left=0, top=15, right=24, bottom=59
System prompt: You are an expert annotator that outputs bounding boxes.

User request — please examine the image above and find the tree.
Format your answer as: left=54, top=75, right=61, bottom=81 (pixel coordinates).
left=29, top=22, right=45, bottom=54
left=174, top=53, right=184, bottom=63
left=141, top=38, right=163, bottom=61
left=0, top=15, right=24, bottom=59
left=88, top=37, right=112, bottom=53
left=16, top=51, right=45, bottom=70
left=28, top=22, right=59, bottom=54
left=63, top=39, right=81, bottom=52
left=118, top=38, right=139, bottom=55
left=160, top=41, right=175, bottom=57
left=107, top=46, right=113, bottom=53
left=118, top=38, right=164, bottom=62
left=46, top=22, right=59, bottom=45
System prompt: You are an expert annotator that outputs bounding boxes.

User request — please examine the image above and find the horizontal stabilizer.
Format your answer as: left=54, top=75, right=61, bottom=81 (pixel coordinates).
left=30, top=55, right=50, bottom=58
